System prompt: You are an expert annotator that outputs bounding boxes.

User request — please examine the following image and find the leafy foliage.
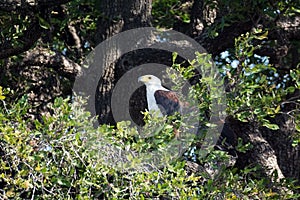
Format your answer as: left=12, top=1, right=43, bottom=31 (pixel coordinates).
left=152, top=0, right=191, bottom=28
left=0, top=0, right=99, bottom=62
left=205, top=0, right=300, bottom=38
left=1, top=0, right=300, bottom=198
left=0, top=71, right=299, bottom=199
left=216, top=30, right=299, bottom=132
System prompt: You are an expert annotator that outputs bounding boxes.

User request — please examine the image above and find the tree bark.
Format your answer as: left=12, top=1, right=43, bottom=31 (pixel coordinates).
left=94, top=0, right=153, bottom=125
left=0, top=47, right=76, bottom=122
left=261, top=114, right=300, bottom=182
left=227, top=117, right=285, bottom=180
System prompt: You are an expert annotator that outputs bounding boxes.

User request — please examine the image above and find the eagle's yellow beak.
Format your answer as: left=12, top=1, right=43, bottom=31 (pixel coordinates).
left=138, top=76, right=147, bottom=83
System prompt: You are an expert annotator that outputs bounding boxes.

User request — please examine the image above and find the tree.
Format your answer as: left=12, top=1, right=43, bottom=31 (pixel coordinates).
left=0, top=0, right=299, bottom=198
left=94, top=0, right=300, bottom=183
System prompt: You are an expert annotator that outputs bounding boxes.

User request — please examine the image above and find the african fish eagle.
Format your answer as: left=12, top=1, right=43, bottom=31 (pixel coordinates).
left=138, top=75, right=182, bottom=117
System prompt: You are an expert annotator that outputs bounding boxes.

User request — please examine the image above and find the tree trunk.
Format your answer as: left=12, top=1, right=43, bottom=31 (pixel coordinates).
left=94, top=0, right=193, bottom=126
left=94, top=0, right=152, bottom=125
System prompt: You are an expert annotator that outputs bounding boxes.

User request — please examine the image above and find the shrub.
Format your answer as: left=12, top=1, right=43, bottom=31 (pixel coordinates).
left=0, top=90, right=299, bottom=199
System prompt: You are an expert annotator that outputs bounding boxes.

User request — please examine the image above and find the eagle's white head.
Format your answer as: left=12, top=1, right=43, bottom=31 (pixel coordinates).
left=138, top=75, right=162, bottom=86
left=138, top=74, right=178, bottom=117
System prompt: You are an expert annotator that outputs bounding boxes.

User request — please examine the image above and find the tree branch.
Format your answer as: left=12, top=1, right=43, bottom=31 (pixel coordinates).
left=0, top=21, right=42, bottom=59
left=11, top=47, right=81, bottom=80
left=190, top=0, right=204, bottom=36
left=197, top=15, right=300, bottom=65
left=0, top=0, right=73, bottom=59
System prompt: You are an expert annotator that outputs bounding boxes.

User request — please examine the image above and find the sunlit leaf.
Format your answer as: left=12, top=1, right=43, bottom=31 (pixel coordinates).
left=255, top=31, right=268, bottom=40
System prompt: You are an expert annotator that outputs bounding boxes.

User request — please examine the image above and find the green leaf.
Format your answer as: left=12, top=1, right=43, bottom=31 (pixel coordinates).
left=286, top=86, right=295, bottom=93
left=275, top=105, right=280, bottom=114
left=255, top=31, right=268, bottom=40
left=259, top=75, right=267, bottom=83
left=0, top=86, right=5, bottom=100
left=36, top=15, right=51, bottom=29
left=172, top=52, right=178, bottom=63
left=263, top=123, right=279, bottom=130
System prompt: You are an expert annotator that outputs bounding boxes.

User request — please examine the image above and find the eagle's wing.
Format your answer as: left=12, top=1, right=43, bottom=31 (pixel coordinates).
left=154, top=90, right=181, bottom=116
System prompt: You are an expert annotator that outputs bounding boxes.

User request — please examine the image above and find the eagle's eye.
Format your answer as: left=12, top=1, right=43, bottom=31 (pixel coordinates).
left=148, top=77, right=152, bottom=79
